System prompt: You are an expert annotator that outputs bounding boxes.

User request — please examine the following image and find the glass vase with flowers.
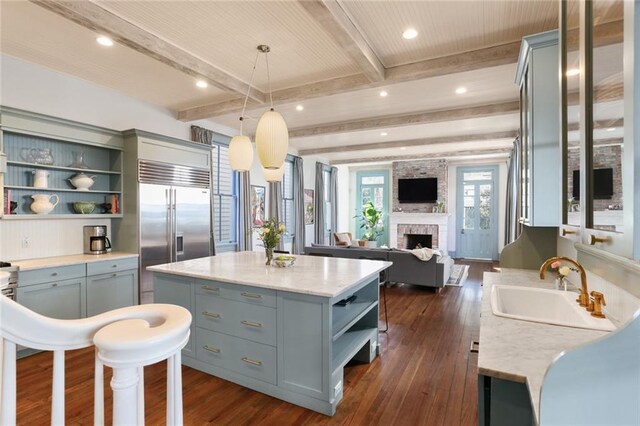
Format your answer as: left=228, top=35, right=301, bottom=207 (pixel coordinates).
left=258, top=218, right=285, bottom=265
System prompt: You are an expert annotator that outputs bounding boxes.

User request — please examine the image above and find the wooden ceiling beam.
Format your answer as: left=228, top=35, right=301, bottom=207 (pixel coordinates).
left=32, top=0, right=265, bottom=103
left=298, top=130, right=518, bottom=156
left=289, top=100, right=519, bottom=138
left=298, top=0, right=384, bottom=82
left=177, top=41, right=522, bottom=121
left=330, top=148, right=512, bottom=165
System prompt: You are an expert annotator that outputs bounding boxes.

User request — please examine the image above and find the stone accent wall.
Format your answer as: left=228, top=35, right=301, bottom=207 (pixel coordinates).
left=567, top=145, right=622, bottom=210
left=397, top=224, right=439, bottom=249
left=392, top=159, right=448, bottom=213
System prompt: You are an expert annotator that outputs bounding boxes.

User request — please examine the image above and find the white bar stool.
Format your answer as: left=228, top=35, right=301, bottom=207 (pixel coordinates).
left=93, top=304, right=191, bottom=426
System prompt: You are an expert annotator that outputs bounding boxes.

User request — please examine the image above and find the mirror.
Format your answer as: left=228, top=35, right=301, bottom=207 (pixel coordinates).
left=564, top=1, right=581, bottom=227
left=590, top=0, right=624, bottom=232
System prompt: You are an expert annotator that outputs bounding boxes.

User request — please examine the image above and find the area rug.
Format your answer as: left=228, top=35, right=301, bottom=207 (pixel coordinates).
left=446, top=264, right=469, bottom=287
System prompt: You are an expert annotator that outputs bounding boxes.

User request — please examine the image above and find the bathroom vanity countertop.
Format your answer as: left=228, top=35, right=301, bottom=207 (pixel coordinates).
left=479, top=269, right=610, bottom=424
left=12, top=252, right=138, bottom=271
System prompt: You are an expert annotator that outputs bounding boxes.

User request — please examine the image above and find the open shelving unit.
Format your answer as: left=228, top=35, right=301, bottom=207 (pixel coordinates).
left=2, top=131, right=123, bottom=218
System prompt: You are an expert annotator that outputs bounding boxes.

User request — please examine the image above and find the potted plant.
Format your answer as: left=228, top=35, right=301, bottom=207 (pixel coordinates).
left=356, top=201, right=384, bottom=247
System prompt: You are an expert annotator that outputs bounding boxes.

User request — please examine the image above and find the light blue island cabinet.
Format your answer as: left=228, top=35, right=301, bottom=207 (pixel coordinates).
left=149, top=251, right=391, bottom=415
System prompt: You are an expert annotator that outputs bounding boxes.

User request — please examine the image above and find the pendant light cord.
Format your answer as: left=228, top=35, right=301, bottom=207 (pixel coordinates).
left=239, top=50, right=261, bottom=135
left=265, top=51, right=274, bottom=109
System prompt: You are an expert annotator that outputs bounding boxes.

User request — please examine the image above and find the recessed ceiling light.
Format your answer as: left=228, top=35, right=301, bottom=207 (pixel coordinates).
left=455, top=86, right=467, bottom=95
left=196, top=80, right=208, bottom=89
left=402, top=28, right=418, bottom=40
left=566, top=68, right=580, bottom=77
left=296, top=105, right=304, bottom=111
left=379, top=90, right=388, bottom=97
left=400, top=147, right=407, bottom=150
left=96, top=36, right=114, bottom=47
left=607, top=127, right=616, bottom=132
left=380, top=132, right=388, bottom=136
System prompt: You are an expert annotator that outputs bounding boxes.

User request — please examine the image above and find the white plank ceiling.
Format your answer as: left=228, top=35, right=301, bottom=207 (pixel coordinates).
left=0, top=0, right=614, bottom=164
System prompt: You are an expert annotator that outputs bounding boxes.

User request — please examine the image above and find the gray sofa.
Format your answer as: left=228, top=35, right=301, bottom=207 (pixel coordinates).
left=304, top=245, right=454, bottom=289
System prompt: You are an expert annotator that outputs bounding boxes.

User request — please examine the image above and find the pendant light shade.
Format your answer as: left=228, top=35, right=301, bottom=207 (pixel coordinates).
left=228, top=135, right=254, bottom=172
left=256, top=109, right=289, bottom=170
left=263, top=164, right=284, bottom=182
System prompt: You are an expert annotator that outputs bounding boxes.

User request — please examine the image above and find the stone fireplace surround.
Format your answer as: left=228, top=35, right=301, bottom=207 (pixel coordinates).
left=390, top=212, right=451, bottom=254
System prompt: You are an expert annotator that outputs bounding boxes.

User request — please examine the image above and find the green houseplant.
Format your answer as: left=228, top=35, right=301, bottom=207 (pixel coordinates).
left=357, top=201, right=384, bottom=247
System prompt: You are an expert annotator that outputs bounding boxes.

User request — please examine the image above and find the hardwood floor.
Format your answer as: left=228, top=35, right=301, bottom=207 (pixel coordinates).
left=14, top=260, right=497, bottom=425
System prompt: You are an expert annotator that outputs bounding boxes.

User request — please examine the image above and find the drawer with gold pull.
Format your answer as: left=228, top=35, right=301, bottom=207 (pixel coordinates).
left=195, top=279, right=276, bottom=308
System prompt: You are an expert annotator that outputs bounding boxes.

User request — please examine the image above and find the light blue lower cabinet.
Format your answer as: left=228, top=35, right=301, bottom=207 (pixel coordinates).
left=17, top=277, right=87, bottom=320
left=478, top=375, right=534, bottom=426
left=154, top=272, right=380, bottom=416
left=86, top=269, right=138, bottom=316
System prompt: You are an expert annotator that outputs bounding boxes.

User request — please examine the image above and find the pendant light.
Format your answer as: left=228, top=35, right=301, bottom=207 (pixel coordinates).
left=263, top=165, right=284, bottom=182
left=255, top=45, right=289, bottom=170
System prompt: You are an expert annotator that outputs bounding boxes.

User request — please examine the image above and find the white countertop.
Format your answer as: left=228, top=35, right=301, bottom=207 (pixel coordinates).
left=11, top=252, right=138, bottom=271
left=479, top=269, right=609, bottom=424
left=147, top=251, right=392, bottom=298
left=0, top=271, right=9, bottom=290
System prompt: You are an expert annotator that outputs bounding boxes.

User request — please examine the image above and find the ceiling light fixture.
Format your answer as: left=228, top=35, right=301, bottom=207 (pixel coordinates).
left=263, top=165, right=285, bottom=182
left=96, top=36, right=114, bottom=47
left=380, top=132, right=388, bottom=136
left=607, top=127, right=616, bottom=132
left=566, top=68, right=580, bottom=76
left=400, top=147, right=407, bottom=150
left=195, top=80, right=208, bottom=89
left=296, top=105, right=304, bottom=111
left=402, top=28, right=418, bottom=40
left=455, top=86, right=467, bottom=95
left=228, top=45, right=289, bottom=172
left=379, top=90, right=388, bottom=97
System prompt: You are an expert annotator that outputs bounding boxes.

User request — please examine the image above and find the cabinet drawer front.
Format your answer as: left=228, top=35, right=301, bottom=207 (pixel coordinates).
left=87, top=257, right=138, bottom=276
left=20, top=264, right=85, bottom=286
left=196, top=328, right=277, bottom=385
left=196, top=296, right=276, bottom=346
left=195, top=280, right=276, bottom=308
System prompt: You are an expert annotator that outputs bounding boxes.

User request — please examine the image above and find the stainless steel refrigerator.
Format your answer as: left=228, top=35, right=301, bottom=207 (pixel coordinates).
left=138, top=160, right=212, bottom=303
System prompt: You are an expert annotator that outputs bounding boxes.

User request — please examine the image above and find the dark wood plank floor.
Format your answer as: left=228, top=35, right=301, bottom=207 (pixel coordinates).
left=14, top=260, right=496, bottom=425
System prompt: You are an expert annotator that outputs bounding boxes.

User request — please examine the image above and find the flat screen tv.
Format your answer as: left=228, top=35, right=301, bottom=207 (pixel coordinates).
left=572, top=168, right=614, bottom=200
left=398, top=177, right=438, bottom=203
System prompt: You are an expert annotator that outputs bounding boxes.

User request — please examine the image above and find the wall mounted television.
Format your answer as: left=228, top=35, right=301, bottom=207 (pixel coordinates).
left=572, top=168, right=614, bottom=200
left=398, top=177, right=438, bottom=203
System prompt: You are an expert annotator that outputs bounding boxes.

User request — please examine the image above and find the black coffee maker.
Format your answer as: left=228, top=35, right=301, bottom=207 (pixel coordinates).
left=83, top=225, right=112, bottom=255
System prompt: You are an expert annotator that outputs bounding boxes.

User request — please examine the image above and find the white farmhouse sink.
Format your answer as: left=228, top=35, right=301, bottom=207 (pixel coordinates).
left=491, top=285, right=615, bottom=331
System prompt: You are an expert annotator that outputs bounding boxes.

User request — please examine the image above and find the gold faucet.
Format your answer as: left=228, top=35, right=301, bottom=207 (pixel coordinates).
left=539, top=257, right=589, bottom=307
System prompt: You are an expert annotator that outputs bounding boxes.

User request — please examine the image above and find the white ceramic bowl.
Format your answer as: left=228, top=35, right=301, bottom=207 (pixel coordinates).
left=69, top=173, right=96, bottom=191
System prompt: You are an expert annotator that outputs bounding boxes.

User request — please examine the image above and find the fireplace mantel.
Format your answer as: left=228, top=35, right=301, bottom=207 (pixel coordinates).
left=389, top=212, right=452, bottom=254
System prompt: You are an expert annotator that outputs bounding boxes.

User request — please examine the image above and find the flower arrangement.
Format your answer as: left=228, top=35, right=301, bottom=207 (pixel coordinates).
left=258, top=218, right=286, bottom=265
left=550, top=261, right=578, bottom=290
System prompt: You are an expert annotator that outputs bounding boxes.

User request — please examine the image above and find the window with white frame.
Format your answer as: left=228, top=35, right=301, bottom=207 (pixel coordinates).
left=211, top=144, right=238, bottom=248
left=281, top=158, right=294, bottom=239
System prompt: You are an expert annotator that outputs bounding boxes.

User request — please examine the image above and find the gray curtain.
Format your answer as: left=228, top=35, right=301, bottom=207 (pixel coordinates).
left=191, top=125, right=216, bottom=254
left=268, top=181, right=284, bottom=250
left=329, top=166, right=338, bottom=245
left=292, top=157, right=305, bottom=254
left=314, top=162, right=326, bottom=245
left=238, top=171, right=252, bottom=251
left=505, top=138, right=521, bottom=245
left=191, top=125, right=214, bottom=145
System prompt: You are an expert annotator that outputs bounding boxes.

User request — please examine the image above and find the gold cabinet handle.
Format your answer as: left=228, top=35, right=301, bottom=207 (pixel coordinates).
left=51, top=272, right=58, bottom=276
left=241, top=292, right=262, bottom=299
left=203, top=345, right=221, bottom=354
left=112, top=273, right=117, bottom=277
left=202, top=311, right=221, bottom=319
left=241, top=320, right=263, bottom=328
left=562, top=228, right=577, bottom=236
left=241, top=356, right=262, bottom=366
left=590, top=235, right=608, bottom=245
left=112, top=264, right=118, bottom=268
left=52, top=283, right=58, bottom=287
left=202, top=285, right=220, bottom=292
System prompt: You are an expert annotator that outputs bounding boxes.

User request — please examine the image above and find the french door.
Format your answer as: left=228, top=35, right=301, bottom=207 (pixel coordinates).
left=456, top=166, right=499, bottom=260
left=355, top=170, right=389, bottom=246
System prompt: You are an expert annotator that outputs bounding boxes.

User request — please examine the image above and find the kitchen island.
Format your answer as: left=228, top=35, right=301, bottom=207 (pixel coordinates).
left=148, top=251, right=391, bottom=415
